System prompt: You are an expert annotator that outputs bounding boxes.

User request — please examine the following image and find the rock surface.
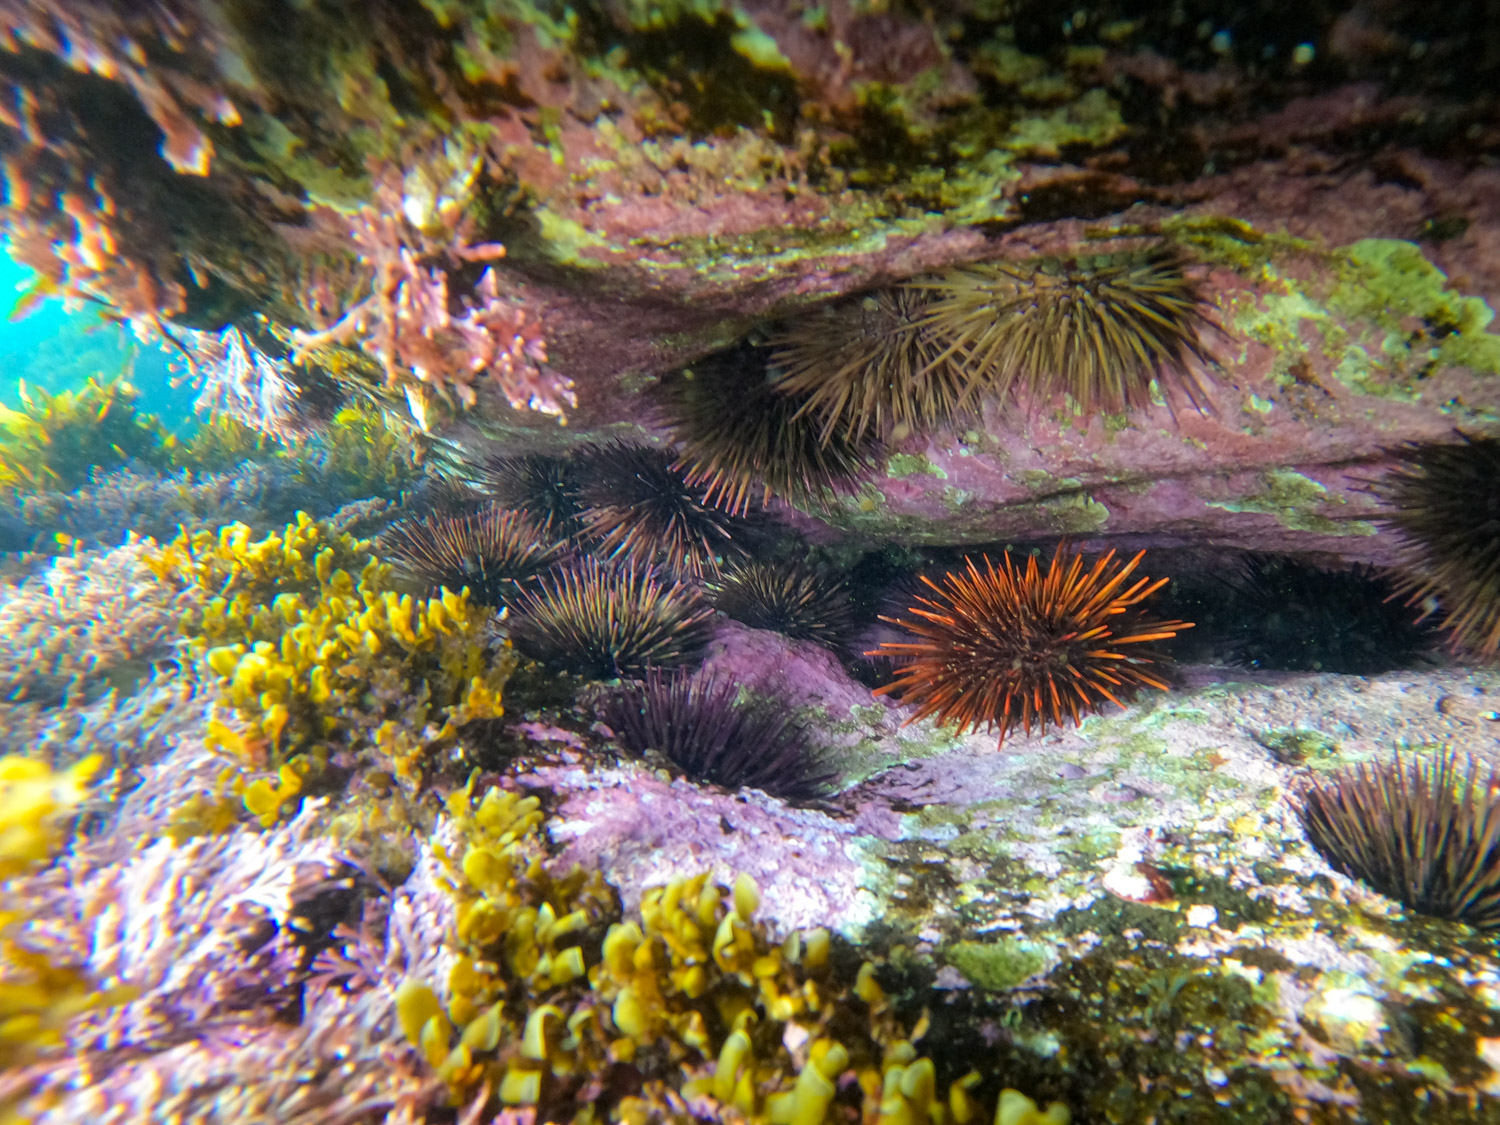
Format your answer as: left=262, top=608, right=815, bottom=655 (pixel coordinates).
left=2, top=2, right=1497, bottom=556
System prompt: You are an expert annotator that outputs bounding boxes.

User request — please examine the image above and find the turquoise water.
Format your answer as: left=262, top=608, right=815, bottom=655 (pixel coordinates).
left=0, top=255, right=190, bottom=428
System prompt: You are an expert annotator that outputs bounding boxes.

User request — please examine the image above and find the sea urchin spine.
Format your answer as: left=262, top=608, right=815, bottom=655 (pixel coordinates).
left=576, top=441, right=745, bottom=578
left=766, top=287, right=975, bottom=446
left=869, top=543, right=1191, bottom=745
left=1219, top=555, right=1435, bottom=673
left=920, top=249, right=1216, bottom=416
left=659, top=342, right=881, bottom=516
left=507, top=557, right=715, bottom=680
left=1298, top=749, right=1500, bottom=929
left=1377, top=436, right=1500, bottom=658
left=706, top=557, right=854, bottom=648
left=597, top=668, right=836, bottom=801
left=477, top=451, right=585, bottom=538
left=382, top=506, right=566, bottom=608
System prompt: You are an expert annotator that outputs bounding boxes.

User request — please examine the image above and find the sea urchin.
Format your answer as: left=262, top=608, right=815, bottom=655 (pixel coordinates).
left=382, top=506, right=566, bottom=608
left=869, top=543, right=1191, bottom=745
left=1298, top=749, right=1500, bottom=929
left=576, top=442, right=745, bottom=578
left=597, top=668, right=836, bottom=801
left=921, top=249, right=1216, bottom=416
left=507, top=557, right=715, bottom=680
left=477, top=452, right=585, bottom=538
left=1219, top=555, right=1435, bottom=673
left=706, top=558, right=854, bottom=648
left=1377, top=436, right=1500, bottom=658
left=766, top=287, right=975, bottom=446
left=659, top=342, right=881, bottom=516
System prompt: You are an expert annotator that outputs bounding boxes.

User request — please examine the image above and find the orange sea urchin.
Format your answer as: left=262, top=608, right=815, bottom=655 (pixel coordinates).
left=868, top=543, right=1191, bottom=745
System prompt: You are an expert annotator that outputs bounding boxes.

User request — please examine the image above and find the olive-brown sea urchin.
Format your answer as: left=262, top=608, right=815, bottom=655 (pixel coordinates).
left=707, top=558, right=854, bottom=648
left=576, top=442, right=746, bottom=578
left=869, top=543, right=1191, bottom=745
left=382, top=506, right=566, bottom=608
left=921, top=249, right=1216, bottom=416
left=1377, top=436, right=1500, bottom=658
left=597, top=668, right=836, bottom=801
left=1298, top=749, right=1500, bottom=929
left=659, top=343, right=881, bottom=516
left=766, top=288, right=975, bottom=446
left=507, top=557, right=715, bottom=680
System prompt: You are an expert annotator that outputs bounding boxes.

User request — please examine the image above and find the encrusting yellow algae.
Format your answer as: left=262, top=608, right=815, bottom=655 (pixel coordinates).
left=0, top=754, right=102, bottom=879
left=390, top=772, right=1065, bottom=1124
left=148, top=514, right=514, bottom=829
left=0, top=756, right=137, bottom=1079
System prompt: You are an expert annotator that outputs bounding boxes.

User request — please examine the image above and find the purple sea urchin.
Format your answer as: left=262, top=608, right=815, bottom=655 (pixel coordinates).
left=507, top=557, right=715, bottom=680
left=869, top=543, right=1190, bottom=746
left=765, top=288, right=975, bottom=446
left=706, top=558, right=854, bottom=648
left=382, top=506, right=566, bottom=608
left=476, top=452, right=585, bottom=538
left=597, top=668, right=836, bottom=801
left=1298, top=749, right=1500, bottom=929
left=576, top=442, right=746, bottom=578
left=1376, top=436, right=1500, bottom=659
left=921, top=249, right=1216, bottom=416
left=659, top=342, right=881, bottom=516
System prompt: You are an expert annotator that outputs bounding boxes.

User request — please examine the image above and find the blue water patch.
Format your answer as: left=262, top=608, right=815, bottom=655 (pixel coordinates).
left=0, top=252, right=190, bottom=428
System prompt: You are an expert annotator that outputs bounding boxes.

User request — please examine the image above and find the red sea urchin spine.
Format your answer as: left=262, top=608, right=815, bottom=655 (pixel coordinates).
left=868, top=543, right=1190, bottom=745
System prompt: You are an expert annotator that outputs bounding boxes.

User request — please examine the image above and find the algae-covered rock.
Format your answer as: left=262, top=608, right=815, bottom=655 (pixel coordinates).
left=3, top=2, right=1499, bottom=559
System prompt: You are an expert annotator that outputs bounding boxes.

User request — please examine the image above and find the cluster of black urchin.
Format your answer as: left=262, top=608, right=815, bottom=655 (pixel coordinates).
left=381, top=443, right=854, bottom=802
left=388, top=444, right=739, bottom=678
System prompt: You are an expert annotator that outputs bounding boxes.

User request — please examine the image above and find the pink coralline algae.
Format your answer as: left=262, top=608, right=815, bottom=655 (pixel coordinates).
left=527, top=759, right=880, bottom=937
left=290, top=156, right=570, bottom=422
left=171, top=325, right=308, bottom=441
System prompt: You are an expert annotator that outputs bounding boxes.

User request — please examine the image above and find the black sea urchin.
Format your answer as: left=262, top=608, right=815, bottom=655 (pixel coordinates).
left=477, top=452, right=585, bottom=538
left=869, top=543, right=1191, bottom=745
left=1377, top=436, right=1500, bottom=659
left=576, top=442, right=745, bottom=578
left=766, top=288, right=974, bottom=446
left=706, top=558, right=854, bottom=648
left=1298, top=749, right=1500, bottom=930
left=1219, top=555, right=1435, bottom=673
left=597, top=668, right=836, bottom=801
left=382, top=506, right=566, bottom=608
left=659, top=342, right=881, bottom=516
left=921, top=249, right=1216, bottom=416
left=507, top=557, right=715, bottom=679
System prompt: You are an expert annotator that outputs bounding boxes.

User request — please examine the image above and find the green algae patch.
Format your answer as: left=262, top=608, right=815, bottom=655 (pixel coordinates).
left=886, top=453, right=947, bottom=479
left=1208, top=469, right=1377, bottom=537
left=1016, top=469, right=1070, bottom=493
left=729, top=26, right=792, bottom=71
left=1002, top=89, right=1126, bottom=158
left=532, top=208, right=613, bottom=267
left=1254, top=727, right=1341, bottom=767
left=947, top=937, right=1051, bottom=991
left=1035, top=490, right=1109, bottom=533
left=1330, top=239, right=1500, bottom=377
